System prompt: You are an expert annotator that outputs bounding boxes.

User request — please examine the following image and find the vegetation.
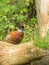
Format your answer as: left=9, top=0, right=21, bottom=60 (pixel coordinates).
left=0, top=0, right=49, bottom=49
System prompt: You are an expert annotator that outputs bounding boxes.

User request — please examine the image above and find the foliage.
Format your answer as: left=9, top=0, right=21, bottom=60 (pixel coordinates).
left=34, top=37, right=49, bottom=49
left=0, top=0, right=36, bottom=40
left=34, top=29, right=49, bottom=49
left=0, top=0, right=49, bottom=50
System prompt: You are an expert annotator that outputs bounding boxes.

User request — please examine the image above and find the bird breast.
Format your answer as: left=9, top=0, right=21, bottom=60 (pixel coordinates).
left=3, top=31, right=24, bottom=44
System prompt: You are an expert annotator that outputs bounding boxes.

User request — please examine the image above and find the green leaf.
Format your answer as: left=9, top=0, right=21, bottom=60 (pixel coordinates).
left=7, top=0, right=10, bottom=3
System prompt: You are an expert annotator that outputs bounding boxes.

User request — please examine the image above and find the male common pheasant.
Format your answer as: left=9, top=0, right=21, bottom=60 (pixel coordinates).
left=3, top=23, right=24, bottom=44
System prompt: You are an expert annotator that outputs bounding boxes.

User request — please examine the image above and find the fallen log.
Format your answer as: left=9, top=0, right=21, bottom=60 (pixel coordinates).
left=30, top=50, right=49, bottom=65
left=0, top=41, right=45, bottom=65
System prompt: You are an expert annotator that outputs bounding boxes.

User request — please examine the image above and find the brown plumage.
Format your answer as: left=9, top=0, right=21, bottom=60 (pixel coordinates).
left=3, top=23, right=24, bottom=44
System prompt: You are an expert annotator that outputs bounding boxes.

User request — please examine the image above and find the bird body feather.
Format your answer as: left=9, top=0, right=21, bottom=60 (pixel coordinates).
left=4, top=31, right=24, bottom=44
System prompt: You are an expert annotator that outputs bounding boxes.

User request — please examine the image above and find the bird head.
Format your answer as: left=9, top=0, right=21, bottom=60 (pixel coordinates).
left=19, top=23, right=24, bottom=31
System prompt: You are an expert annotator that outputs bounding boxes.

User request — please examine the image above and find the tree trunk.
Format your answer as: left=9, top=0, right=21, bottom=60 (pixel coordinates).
left=36, top=0, right=49, bottom=38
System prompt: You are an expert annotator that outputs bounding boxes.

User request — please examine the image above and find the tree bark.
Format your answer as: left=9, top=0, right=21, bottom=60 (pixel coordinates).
left=36, top=0, right=49, bottom=38
left=0, top=41, right=45, bottom=65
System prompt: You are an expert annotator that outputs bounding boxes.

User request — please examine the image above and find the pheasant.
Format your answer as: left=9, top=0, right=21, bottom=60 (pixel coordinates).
left=3, top=23, right=24, bottom=44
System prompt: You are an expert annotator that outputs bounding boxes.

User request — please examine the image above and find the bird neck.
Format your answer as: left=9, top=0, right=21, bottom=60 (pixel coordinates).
left=18, top=26, right=24, bottom=32
left=18, top=29, right=23, bottom=32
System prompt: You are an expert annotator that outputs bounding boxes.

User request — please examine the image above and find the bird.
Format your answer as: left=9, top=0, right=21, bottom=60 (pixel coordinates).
left=3, top=23, right=24, bottom=44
